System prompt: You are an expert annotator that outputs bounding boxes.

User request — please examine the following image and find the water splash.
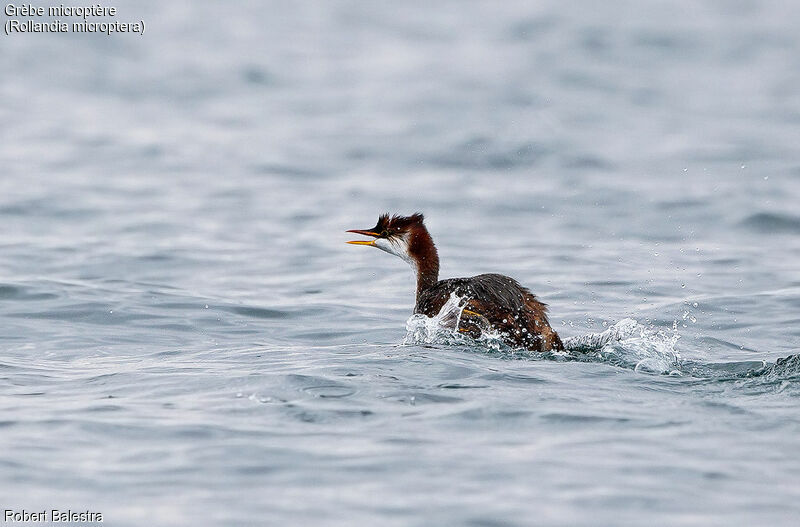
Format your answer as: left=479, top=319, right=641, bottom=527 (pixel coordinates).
left=404, top=295, right=680, bottom=372
left=404, top=293, right=506, bottom=351
left=404, top=297, right=799, bottom=383
left=561, top=318, right=682, bottom=374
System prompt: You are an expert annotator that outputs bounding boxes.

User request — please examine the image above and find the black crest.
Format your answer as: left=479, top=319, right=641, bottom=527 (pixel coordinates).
left=373, top=213, right=425, bottom=237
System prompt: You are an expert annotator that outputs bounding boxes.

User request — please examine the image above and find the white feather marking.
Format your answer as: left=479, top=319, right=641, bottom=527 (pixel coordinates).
left=373, top=234, right=415, bottom=268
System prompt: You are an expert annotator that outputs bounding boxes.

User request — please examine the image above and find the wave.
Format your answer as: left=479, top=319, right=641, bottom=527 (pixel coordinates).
left=404, top=293, right=799, bottom=382
left=740, top=212, right=800, bottom=234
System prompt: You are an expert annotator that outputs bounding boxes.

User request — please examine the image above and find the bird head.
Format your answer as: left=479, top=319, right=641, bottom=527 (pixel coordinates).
left=346, top=213, right=428, bottom=264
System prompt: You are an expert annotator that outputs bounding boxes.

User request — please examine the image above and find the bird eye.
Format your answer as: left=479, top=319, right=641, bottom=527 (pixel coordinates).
left=380, top=230, right=390, bottom=238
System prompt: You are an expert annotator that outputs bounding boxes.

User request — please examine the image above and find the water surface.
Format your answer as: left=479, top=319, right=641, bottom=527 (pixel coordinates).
left=1, top=1, right=800, bottom=525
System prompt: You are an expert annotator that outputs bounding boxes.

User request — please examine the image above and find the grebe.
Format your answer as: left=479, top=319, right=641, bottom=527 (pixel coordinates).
left=347, top=213, right=564, bottom=352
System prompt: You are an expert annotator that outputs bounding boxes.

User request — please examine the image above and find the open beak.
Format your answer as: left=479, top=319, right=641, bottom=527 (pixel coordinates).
left=346, top=229, right=380, bottom=246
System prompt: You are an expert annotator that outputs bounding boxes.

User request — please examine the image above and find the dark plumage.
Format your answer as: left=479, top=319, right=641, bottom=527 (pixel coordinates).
left=347, top=213, right=563, bottom=352
left=416, top=273, right=563, bottom=351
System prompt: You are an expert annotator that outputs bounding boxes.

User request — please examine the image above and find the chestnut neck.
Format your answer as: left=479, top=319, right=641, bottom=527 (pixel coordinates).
left=409, top=225, right=440, bottom=303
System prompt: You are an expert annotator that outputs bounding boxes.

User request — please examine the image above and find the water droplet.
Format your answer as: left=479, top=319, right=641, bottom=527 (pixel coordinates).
left=205, top=304, right=209, bottom=309
left=763, top=176, right=769, bottom=180
left=681, top=284, right=685, bottom=288
left=692, top=302, right=698, bottom=307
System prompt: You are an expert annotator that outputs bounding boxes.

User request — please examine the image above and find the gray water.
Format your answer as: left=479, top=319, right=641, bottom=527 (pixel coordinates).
left=2, top=1, right=800, bottom=525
